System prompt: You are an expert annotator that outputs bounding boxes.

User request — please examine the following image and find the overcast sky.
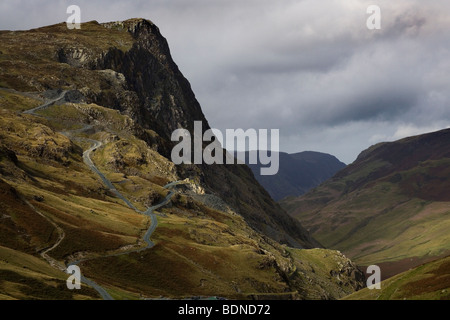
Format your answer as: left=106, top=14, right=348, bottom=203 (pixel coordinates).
left=1, top=0, right=450, bottom=163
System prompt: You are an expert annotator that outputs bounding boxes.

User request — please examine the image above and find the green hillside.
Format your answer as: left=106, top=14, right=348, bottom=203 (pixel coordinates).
left=344, top=255, right=450, bottom=300
left=282, top=129, right=450, bottom=277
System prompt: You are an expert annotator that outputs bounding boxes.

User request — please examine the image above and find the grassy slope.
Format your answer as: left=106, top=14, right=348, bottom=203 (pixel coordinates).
left=282, top=132, right=450, bottom=274
left=0, top=245, right=99, bottom=300
left=0, top=96, right=362, bottom=299
left=0, top=100, right=156, bottom=298
left=290, top=182, right=450, bottom=266
left=344, top=255, right=450, bottom=300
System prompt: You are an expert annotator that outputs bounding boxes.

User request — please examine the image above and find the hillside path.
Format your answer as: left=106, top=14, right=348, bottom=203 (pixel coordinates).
left=23, top=91, right=182, bottom=300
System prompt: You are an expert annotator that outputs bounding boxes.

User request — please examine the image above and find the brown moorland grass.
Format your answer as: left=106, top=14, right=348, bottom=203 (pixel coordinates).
left=0, top=179, right=57, bottom=253
left=0, top=246, right=100, bottom=300
left=403, top=260, right=450, bottom=298
left=344, top=255, right=450, bottom=300
left=50, top=223, right=127, bottom=260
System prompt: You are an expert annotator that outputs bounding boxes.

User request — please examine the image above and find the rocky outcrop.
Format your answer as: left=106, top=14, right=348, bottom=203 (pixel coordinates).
left=252, top=248, right=365, bottom=300
left=93, top=19, right=210, bottom=140
left=328, top=251, right=365, bottom=291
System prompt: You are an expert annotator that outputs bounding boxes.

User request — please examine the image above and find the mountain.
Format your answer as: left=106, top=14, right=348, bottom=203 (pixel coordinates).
left=0, top=19, right=364, bottom=299
left=0, top=19, right=317, bottom=249
left=281, top=128, right=450, bottom=277
left=240, top=151, right=346, bottom=201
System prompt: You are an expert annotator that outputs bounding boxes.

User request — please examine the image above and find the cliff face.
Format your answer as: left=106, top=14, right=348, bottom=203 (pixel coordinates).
left=0, top=19, right=319, bottom=249
left=94, top=19, right=319, bottom=248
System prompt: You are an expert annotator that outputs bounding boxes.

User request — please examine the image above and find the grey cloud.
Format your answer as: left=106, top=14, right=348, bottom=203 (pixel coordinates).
left=1, top=0, right=450, bottom=164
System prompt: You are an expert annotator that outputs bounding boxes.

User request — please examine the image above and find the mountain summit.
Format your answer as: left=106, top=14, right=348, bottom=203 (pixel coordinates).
left=242, top=151, right=346, bottom=201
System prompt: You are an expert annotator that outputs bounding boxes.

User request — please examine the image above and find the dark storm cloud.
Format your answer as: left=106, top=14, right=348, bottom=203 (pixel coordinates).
left=234, top=39, right=355, bottom=75
left=1, top=0, right=450, bottom=163
left=382, top=8, right=427, bottom=38
left=331, top=92, right=419, bottom=125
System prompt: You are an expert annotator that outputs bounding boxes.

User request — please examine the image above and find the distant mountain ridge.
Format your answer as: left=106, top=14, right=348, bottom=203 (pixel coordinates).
left=237, top=151, right=346, bottom=201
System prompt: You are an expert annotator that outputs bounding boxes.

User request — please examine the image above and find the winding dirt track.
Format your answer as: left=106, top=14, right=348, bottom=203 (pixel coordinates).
left=68, top=138, right=178, bottom=300
left=23, top=91, right=179, bottom=300
left=23, top=199, right=66, bottom=272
